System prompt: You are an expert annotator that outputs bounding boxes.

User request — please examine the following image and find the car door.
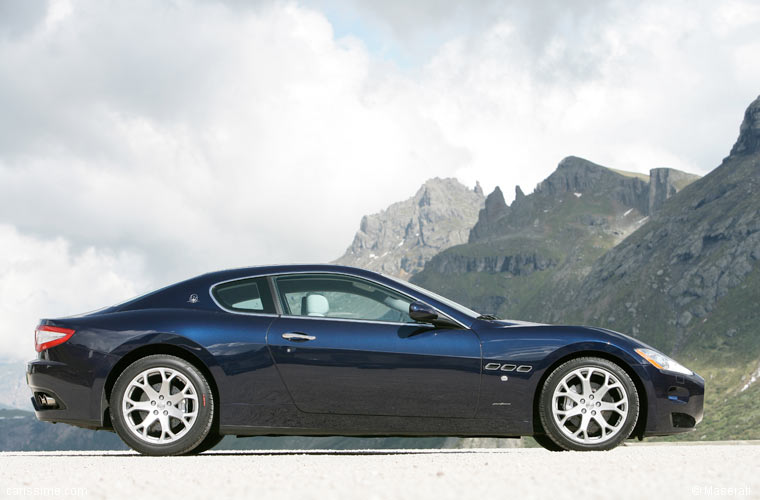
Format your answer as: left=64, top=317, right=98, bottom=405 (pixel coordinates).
left=266, top=273, right=482, bottom=418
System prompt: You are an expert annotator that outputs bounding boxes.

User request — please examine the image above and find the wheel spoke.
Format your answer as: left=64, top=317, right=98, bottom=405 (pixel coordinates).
left=595, top=375, right=622, bottom=400
left=125, top=401, right=153, bottom=413
left=167, top=405, right=195, bottom=422
left=135, top=378, right=159, bottom=400
left=559, top=382, right=582, bottom=403
left=579, top=369, right=593, bottom=396
left=557, top=406, right=583, bottom=425
left=598, top=401, right=626, bottom=414
left=137, top=413, right=158, bottom=433
left=593, top=414, right=611, bottom=437
left=156, top=414, right=171, bottom=441
left=168, top=384, right=197, bottom=405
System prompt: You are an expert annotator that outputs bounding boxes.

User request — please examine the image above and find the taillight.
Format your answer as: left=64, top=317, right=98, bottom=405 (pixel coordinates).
left=35, top=325, right=76, bottom=352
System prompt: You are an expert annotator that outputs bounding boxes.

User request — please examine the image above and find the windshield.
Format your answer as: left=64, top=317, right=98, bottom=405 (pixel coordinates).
left=383, top=275, right=481, bottom=319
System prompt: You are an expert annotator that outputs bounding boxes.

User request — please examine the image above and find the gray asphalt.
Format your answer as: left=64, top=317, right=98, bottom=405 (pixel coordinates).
left=1, top=444, right=758, bottom=500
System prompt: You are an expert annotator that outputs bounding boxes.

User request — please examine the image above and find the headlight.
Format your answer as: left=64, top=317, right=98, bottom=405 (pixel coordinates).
left=635, top=348, right=693, bottom=376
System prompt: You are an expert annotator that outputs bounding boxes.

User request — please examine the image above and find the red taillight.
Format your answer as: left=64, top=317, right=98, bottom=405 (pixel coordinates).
left=35, top=325, right=76, bottom=352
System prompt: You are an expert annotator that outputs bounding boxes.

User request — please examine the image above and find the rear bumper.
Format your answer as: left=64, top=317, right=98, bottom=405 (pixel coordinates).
left=27, top=358, right=105, bottom=430
left=640, top=365, right=705, bottom=437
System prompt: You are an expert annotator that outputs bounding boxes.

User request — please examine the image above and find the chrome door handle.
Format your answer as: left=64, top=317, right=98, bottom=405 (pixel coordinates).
left=282, top=332, right=316, bottom=342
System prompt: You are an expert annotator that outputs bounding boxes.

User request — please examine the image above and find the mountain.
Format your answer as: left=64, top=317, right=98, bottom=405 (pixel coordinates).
left=547, top=95, right=760, bottom=440
left=333, top=178, right=484, bottom=278
left=0, top=408, right=128, bottom=451
left=412, top=158, right=698, bottom=319
left=0, top=360, right=34, bottom=410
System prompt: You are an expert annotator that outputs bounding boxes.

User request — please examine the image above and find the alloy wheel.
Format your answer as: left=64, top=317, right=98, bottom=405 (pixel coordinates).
left=550, top=366, right=629, bottom=445
left=121, top=367, right=199, bottom=444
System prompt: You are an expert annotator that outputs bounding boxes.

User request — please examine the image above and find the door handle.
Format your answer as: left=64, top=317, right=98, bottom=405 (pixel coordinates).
left=282, top=332, right=316, bottom=342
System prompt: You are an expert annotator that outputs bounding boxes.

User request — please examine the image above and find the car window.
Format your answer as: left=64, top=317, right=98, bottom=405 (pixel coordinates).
left=212, top=277, right=276, bottom=314
left=383, top=273, right=481, bottom=319
left=274, top=274, right=415, bottom=323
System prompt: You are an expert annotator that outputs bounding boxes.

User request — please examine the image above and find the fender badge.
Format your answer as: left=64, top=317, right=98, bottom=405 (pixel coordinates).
left=188, top=293, right=199, bottom=304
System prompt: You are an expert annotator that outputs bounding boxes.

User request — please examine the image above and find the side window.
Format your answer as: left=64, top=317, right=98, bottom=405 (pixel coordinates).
left=212, top=278, right=276, bottom=314
left=274, top=274, right=415, bottom=323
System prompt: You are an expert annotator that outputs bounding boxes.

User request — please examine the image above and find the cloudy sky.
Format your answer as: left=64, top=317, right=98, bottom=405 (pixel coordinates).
left=1, top=0, right=759, bottom=361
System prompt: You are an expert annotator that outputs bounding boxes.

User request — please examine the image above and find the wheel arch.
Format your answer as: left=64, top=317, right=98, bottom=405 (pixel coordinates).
left=102, top=343, right=221, bottom=434
left=531, top=348, right=648, bottom=440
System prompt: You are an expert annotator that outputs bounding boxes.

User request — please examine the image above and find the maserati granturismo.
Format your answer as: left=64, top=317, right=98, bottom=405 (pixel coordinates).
left=27, top=264, right=704, bottom=455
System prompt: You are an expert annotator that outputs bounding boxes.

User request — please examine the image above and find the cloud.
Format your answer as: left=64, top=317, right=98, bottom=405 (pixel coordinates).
left=0, top=224, right=147, bottom=361
left=0, top=0, right=759, bottom=360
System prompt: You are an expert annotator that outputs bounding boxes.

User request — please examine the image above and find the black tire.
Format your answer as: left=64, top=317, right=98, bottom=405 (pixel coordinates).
left=187, top=431, right=224, bottom=454
left=532, top=433, right=567, bottom=452
left=111, top=355, right=215, bottom=456
left=538, top=357, right=639, bottom=451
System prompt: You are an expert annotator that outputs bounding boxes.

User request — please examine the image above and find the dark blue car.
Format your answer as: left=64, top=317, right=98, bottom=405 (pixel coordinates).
left=27, top=264, right=704, bottom=455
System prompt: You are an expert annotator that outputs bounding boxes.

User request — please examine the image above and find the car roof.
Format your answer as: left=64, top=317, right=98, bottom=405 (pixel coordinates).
left=195, top=264, right=383, bottom=283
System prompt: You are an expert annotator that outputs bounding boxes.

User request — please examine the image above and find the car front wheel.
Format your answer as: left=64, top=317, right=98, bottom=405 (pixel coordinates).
left=538, top=357, right=639, bottom=451
left=111, top=355, right=215, bottom=456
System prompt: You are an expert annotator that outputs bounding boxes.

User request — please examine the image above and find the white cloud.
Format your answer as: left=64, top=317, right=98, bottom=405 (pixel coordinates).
left=0, top=224, right=147, bottom=361
left=0, top=0, right=759, bottom=360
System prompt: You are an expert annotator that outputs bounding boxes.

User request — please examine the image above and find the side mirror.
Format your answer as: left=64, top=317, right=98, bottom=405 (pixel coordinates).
left=409, top=301, right=439, bottom=323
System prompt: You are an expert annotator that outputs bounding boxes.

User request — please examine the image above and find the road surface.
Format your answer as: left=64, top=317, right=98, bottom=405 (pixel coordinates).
left=1, top=444, right=757, bottom=499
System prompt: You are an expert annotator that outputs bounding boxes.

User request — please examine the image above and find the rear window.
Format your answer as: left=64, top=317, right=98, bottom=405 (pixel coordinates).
left=212, top=278, right=276, bottom=314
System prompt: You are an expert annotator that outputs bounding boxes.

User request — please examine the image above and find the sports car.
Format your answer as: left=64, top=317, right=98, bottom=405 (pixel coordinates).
left=27, top=264, right=704, bottom=455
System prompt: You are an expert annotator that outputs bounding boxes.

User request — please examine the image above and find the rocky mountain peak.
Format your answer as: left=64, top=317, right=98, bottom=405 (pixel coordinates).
left=539, top=156, right=640, bottom=196
left=468, top=186, right=509, bottom=243
left=730, top=95, right=760, bottom=156
left=333, top=177, right=484, bottom=278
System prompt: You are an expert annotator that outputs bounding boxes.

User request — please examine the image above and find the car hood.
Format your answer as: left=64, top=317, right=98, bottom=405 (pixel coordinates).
left=476, top=320, right=657, bottom=351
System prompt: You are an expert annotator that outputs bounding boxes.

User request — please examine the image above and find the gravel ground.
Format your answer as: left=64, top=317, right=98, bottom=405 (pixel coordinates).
left=1, top=444, right=758, bottom=500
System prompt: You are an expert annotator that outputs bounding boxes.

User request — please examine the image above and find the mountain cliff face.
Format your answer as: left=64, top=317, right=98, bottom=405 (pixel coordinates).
left=548, top=96, right=760, bottom=439
left=333, top=178, right=484, bottom=278
left=412, top=158, right=698, bottom=318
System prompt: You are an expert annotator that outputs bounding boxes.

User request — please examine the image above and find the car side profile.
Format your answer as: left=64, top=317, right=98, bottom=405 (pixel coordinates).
left=27, top=264, right=704, bottom=455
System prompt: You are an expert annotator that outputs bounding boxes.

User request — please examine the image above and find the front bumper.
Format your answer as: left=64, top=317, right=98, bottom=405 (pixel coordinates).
left=640, top=364, right=705, bottom=437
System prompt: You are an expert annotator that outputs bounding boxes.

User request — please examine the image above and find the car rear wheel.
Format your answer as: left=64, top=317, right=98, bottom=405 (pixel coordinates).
left=538, top=357, right=639, bottom=451
left=111, top=355, right=215, bottom=456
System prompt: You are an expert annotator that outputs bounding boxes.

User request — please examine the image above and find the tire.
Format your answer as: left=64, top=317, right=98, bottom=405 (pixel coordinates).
left=186, top=431, right=224, bottom=454
left=532, top=433, right=566, bottom=452
left=111, top=355, right=215, bottom=456
left=538, top=357, right=639, bottom=451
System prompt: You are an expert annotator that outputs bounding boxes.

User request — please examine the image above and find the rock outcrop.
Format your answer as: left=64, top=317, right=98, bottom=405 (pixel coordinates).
left=424, top=251, right=557, bottom=276
left=333, top=178, right=484, bottom=278
left=729, top=95, right=760, bottom=156
left=534, top=156, right=650, bottom=215
left=468, top=187, right=509, bottom=243
left=648, top=167, right=701, bottom=214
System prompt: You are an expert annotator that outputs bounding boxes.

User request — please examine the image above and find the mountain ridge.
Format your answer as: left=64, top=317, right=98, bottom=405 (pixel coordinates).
left=333, top=177, right=484, bottom=278
left=412, top=157, right=699, bottom=319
